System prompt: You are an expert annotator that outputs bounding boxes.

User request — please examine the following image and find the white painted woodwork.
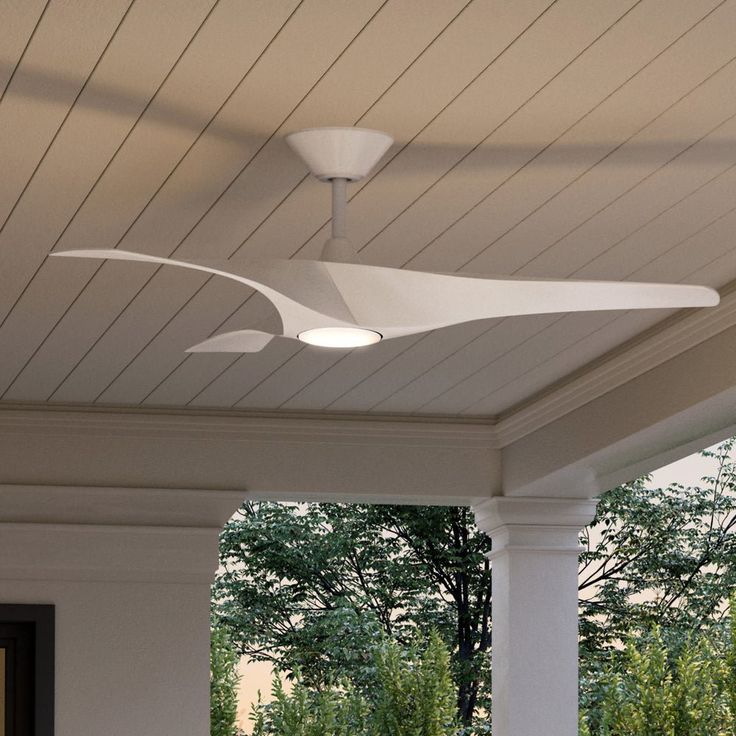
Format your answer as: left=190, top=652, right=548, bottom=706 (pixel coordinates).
left=0, top=485, right=240, bottom=736
left=0, top=280, right=734, bottom=735
left=1, top=7, right=736, bottom=735
left=473, top=497, right=598, bottom=736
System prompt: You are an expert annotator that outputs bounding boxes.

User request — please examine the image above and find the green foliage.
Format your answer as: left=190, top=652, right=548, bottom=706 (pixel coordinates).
left=215, top=503, right=491, bottom=724
left=579, top=437, right=736, bottom=657
left=251, top=632, right=458, bottom=736
left=726, top=597, right=736, bottom=726
left=372, top=632, right=457, bottom=736
left=581, top=610, right=736, bottom=735
left=211, top=619, right=243, bottom=736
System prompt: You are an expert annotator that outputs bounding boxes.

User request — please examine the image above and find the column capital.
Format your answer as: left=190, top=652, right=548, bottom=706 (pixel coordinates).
left=472, top=496, right=597, bottom=558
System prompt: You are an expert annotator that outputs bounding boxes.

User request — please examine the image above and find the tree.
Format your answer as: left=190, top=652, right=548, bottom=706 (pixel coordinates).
left=579, top=437, right=736, bottom=655
left=214, top=503, right=491, bottom=726
left=214, top=439, right=736, bottom=730
left=580, top=619, right=736, bottom=735
left=211, top=619, right=243, bottom=736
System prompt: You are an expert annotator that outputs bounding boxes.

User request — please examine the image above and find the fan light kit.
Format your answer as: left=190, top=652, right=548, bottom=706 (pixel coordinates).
left=50, top=126, right=720, bottom=354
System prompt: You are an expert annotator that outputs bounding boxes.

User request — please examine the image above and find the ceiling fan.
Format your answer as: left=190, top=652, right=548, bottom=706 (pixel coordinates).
left=50, top=127, right=719, bottom=352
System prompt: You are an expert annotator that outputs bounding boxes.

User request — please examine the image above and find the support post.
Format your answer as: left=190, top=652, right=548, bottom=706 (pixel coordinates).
left=473, top=497, right=597, bottom=736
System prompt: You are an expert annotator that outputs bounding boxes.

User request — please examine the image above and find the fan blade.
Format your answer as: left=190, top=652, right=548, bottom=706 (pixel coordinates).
left=49, top=249, right=356, bottom=337
left=317, top=263, right=720, bottom=337
left=50, top=250, right=720, bottom=347
left=186, top=330, right=275, bottom=353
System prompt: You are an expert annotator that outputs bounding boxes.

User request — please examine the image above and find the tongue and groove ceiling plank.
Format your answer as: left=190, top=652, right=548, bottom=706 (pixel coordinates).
left=367, top=114, right=736, bottom=414
left=1, top=0, right=382, bottom=399
left=282, top=0, right=736, bottom=414
left=0, top=0, right=733, bottom=418
left=0, top=0, right=235, bottom=392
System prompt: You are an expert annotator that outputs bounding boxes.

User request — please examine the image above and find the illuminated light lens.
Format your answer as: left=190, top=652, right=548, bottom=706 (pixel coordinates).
left=298, top=327, right=382, bottom=348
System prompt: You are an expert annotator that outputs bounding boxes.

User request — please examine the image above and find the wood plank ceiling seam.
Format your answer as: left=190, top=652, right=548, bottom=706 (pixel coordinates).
left=187, top=0, right=647, bottom=410
left=299, top=150, right=736, bottom=414
left=368, top=94, right=736, bottom=414
left=380, top=201, right=736, bottom=415
left=457, top=64, right=736, bottom=276
left=461, top=244, right=736, bottom=416
left=453, top=167, right=736, bottom=413
left=0, top=3, right=322, bottom=400
left=89, top=0, right=551, bottom=409
left=201, top=1, right=573, bottom=410
left=216, top=0, right=643, bottom=411
left=433, top=201, right=736, bottom=416
left=279, top=5, right=729, bottom=411
left=357, top=0, right=733, bottom=274
left=4, top=2, right=734, bottom=416
left=86, top=0, right=424, bottom=408
left=395, top=2, right=730, bottom=272
left=310, top=7, right=736, bottom=414
left=278, top=0, right=732, bottom=414
left=207, top=1, right=641, bottom=411
left=0, top=0, right=303, bottom=400
left=0, top=0, right=223, bottom=340
left=0, top=0, right=226, bottom=356
left=397, top=83, right=736, bottom=415
left=0, top=0, right=135, bottom=290
left=85, top=0, right=480, bottom=405
left=40, top=0, right=396, bottom=405
left=236, top=0, right=557, bottom=263
left=103, top=0, right=551, bottom=409
left=0, top=0, right=136, bottom=255
left=346, top=3, right=687, bottom=267
left=0, top=0, right=51, bottom=103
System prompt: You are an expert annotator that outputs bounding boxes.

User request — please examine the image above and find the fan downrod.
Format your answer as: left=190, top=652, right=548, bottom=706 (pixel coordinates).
left=286, top=127, right=394, bottom=264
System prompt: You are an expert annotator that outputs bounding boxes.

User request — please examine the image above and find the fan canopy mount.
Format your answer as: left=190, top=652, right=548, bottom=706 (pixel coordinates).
left=284, top=126, right=393, bottom=182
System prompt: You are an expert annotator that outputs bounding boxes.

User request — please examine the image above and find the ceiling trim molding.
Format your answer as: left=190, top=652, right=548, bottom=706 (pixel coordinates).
left=0, top=403, right=501, bottom=502
left=0, top=401, right=498, bottom=448
left=495, top=283, right=736, bottom=446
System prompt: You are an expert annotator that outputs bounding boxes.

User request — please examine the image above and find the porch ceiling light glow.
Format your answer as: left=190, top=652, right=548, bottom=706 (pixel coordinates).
left=298, top=327, right=382, bottom=348
left=49, top=127, right=720, bottom=356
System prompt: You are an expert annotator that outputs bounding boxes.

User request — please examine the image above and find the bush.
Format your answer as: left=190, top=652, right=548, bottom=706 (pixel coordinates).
left=581, top=604, right=736, bottom=735
left=211, top=619, right=243, bottom=736
left=251, top=631, right=458, bottom=736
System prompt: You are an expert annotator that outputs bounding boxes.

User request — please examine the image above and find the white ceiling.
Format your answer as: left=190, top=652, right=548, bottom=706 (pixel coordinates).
left=0, top=0, right=734, bottom=419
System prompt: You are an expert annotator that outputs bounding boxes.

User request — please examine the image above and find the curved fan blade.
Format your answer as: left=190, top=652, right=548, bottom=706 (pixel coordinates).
left=317, top=263, right=720, bottom=336
left=186, top=329, right=275, bottom=353
left=49, top=249, right=356, bottom=337
left=50, top=250, right=719, bottom=349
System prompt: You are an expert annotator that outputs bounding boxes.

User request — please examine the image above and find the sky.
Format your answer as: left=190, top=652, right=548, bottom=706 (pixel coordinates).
left=649, top=444, right=718, bottom=488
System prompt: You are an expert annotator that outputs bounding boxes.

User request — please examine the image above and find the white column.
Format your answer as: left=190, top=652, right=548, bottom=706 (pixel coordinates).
left=473, top=497, right=597, bottom=736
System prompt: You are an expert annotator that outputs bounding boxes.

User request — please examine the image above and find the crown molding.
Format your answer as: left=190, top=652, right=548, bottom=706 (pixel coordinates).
left=495, top=283, right=736, bottom=446
left=0, top=401, right=498, bottom=448
left=0, top=402, right=501, bottom=503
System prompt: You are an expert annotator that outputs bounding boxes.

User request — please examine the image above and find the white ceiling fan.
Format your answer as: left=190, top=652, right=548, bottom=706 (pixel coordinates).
left=50, top=127, right=719, bottom=353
